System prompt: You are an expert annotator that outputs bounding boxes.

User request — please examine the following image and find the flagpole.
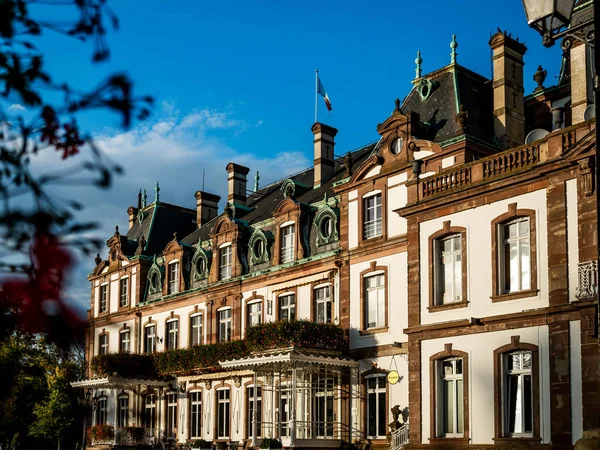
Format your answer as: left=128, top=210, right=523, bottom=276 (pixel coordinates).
left=315, top=69, right=318, bottom=124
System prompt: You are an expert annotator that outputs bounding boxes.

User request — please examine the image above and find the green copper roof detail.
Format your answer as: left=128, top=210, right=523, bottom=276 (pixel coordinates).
left=415, top=51, right=422, bottom=80
left=154, top=181, right=160, bottom=203
left=450, top=34, right=458, bottom=64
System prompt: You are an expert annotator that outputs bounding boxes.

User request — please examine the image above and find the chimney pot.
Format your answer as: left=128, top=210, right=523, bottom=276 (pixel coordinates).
left=312, top=122, right=338, bottom=187
left=195, top=191, right=221, bottom=228
left=226, top=163, right=250, bottom=206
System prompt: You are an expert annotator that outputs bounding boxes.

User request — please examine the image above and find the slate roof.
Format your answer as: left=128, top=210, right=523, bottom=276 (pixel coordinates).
left=402, top=64, right=494, bottom=145
left=181, top=143, right=375, bottom=245
left=126, top=202, right=196, bottom=257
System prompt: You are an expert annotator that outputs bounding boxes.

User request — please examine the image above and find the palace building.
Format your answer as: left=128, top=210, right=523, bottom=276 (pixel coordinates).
left=75, top=3, right=599, bottom=450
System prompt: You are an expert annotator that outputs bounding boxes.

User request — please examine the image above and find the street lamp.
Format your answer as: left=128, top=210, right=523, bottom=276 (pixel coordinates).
left=78, top=389, right=93, bottom=449
left=522, top=0, right=593, bottom=47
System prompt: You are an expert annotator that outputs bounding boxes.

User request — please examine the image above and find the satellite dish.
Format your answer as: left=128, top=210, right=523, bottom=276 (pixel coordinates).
left=525, top=129, right=550, bottom=144
left=584, top=104, right=596, bottom=121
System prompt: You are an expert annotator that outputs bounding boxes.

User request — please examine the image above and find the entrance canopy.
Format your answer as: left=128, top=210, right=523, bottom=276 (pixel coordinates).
left=71, top=376, right=171, bottom=389
left=219, top=347, right=358, bottom=372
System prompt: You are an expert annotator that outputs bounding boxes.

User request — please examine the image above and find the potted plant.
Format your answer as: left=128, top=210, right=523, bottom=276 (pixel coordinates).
left=259, top=438, right=282, bottom=450
left=191, top=439, right=212, bottom=450
left=87, top=424, right=115, bottom=445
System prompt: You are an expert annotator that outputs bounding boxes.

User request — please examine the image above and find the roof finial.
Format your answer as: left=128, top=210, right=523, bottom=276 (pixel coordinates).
left=450, top=35, right=458, bottom=64
left=415, top=50, right=422, bottom=79
left=254, top=170, right=260, bottom=192
left=155, top=181, right=160, bottom=203
left=137, top=190, right=142, bottom=209
left=142, top=189, right=147, bottom=208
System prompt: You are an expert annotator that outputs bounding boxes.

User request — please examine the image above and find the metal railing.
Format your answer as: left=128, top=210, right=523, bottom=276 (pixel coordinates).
left=363, top=219, right=382, bottom=239
left=390, top=423, right=409, bottom=450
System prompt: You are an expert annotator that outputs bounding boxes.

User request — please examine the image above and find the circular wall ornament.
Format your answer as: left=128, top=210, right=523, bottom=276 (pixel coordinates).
left=387, top=370, right=400, bottom=385
left=390, top=137, right=404, bottom=155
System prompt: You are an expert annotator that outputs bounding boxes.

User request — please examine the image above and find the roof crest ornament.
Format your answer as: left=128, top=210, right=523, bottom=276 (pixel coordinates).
left=415, top=50, right=422, bottom=79
left=254, top=170, right=260, bottom=192
left=450, top=34, right=458, bottom=64
left=142, top=189, right=147, bottom=208
left=154, top=182, right=160, bottom=203
left=393, top=98, right=402, bottom=115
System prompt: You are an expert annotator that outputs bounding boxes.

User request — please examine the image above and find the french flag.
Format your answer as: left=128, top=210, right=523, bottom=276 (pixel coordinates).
left=317, top=75, right=332, bottom=111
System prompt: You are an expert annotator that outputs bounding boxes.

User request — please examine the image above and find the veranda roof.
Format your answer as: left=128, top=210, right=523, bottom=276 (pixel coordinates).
left=71, top=376, right=171, bottom=389
left=219, top=347, right=359, bottom=371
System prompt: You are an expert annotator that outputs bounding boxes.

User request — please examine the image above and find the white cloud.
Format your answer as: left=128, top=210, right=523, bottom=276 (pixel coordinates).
left=8, top=103, right=25, bottom=112
left=30, top=104, right=311, bottom=314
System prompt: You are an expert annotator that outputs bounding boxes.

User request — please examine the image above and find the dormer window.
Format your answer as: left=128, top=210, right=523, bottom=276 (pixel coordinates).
left=280, top=223, right=295, bottom=263
left=363, top=193, right=382, bottom=239
left=168, top=261, right=179, bottom=294
left=220, top=245, right=232, bottom=280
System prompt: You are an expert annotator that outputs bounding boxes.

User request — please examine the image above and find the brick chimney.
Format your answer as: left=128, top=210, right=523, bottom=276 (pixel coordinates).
left=226, top=163, right=250, bottom=206
left=570, top=42, right=594, bottom=124
left=195, top=191, right=220, bottom=227
left=311, top=122, right=338, bottom=187
left=489, top=31, right=527, bottom=149
left=126, top=190, right=142, bottom=230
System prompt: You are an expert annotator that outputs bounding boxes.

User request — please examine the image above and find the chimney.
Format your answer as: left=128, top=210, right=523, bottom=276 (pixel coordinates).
left=226, top=163, right=250, bottom=206
left=195, top=191, right=221, bottom=227
left=570, top=42, right=594, bottom=124
left=489, top=31, right=527, bottom=149
left=311, top=122, right=338, bottom=187
left=127, top=206, right=138, bottom=230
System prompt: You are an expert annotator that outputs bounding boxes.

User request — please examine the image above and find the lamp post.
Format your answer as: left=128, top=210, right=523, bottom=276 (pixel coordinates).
left=78, top=389, right=92, bottom=450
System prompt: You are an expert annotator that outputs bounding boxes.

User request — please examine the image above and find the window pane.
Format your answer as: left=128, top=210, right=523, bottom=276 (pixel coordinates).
left=443, top=380, right=454, bottom=433
left=524, top=375, right=533, bottom=433
left=457, top=379, right=464, bottom=433
left=520, top=240, right=531, bottom=290
left=368, top=392, right=376, bottom=437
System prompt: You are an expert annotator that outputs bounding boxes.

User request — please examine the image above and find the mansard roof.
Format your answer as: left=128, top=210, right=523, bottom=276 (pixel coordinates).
left=402, top=64, right=494, bottom=146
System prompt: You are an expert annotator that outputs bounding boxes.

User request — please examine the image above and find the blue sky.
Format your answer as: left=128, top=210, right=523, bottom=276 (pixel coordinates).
left=24, top=0, right=565, bottom=312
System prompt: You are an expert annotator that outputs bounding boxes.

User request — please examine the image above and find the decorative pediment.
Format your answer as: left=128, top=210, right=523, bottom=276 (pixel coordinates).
left=348, top=154, right=383, bottom=184
left=248, top=227, right=271, bottom=266
left=163, top=232, right=182, bottom=254
left=106, top=226, right=130, bottom=269
left=91, top=259, right=109, bottom=276
left=273, top=197, right=300, bottom=216
left=191, top=241, right=211, bottom=281
left=212, top=214, right=237, bottom=236
left=563, top=128, right=595, bottom=162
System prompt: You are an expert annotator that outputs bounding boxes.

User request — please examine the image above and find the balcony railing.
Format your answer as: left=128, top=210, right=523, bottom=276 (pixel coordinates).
left=576, top=260, right=598, bottom=300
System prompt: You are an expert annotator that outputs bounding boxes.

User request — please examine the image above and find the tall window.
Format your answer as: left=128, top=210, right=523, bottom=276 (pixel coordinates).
left=119, top=330, right=130, bottom=353
left=217, top=389, right=230, bottom=439
left=437, top=358, right=464, bottom=437
left=119, top=277, right=129, bottom=307
left=435, top=235, right=462, bottom=305
left=143, top=394, right=156, bottom=428
left=190, top=391, right=202, bottom=438
left=503, top=351, right=533, bottom=436
left=500, top=218, right=531, bottom=293
left=219, top=309, right=232, bottom=342
left=363, top=193, right=382, bottom=239
left=117, top=395, right=129, bottom=427
left=247, top=386, right=262, bottom=438
left=144, top=325, right=156, bottom=353
left=314, top=285, right=332, bottom=324
left=99, top=284, right=108, bottom=313
left=190, top=314, right=203, bottom=346
left=364, top=273, right=385, bottom=329
left=280, top=224, right=295, bottom=263
left=168, top=262, right=179, bottom=294
left=366, top=376, right=386, bottom=438
left=313, top=372, right=335, bottom=438
left=247, top=301, right=262, bottom=328
left=166, top=319, right=179, bottom=350
left=279, top=294, right=296, bottom=321
left=220, top=245, right=232, bottom=280
left=96, top=397, right=107, bottom=425
left=166, top=392, right=177, bottom=437
left=98, top=334, right=108, bottom=355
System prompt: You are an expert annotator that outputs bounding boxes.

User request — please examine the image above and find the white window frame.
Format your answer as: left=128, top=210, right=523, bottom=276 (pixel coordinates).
left=220, top=244, right=232, bottom=280
left=278, top=293, right=296, bottom=321
left=96, top=397, right=108, bottom=425
left=168, top=261, right=179, bottom=294
left=437, top=357, right=464, bottom=437
left=166, top=392, right=178, bottom=437
left=218, top=308, right=232, bottom=342
left=166, top=319, right=179, bottom=350
left=366, top=375, right=386, bottom=439
left=364, top=272, right=385, bottom=329
left=143, top=394, right=156, bottom=428
left=117, top=395, right=129, bottom=427
left=435, top=234, right=462, bottom=305
left=247, top=300, right=262, bottom=328
left=280, top=222, right=295, bottom=263
left=217, top=388, right=231, bottom=439
left=99, top=283, right=108, bottom=313
left=500, top=217, right=531, bottom=294
left=503, top=351, right=534, bottom=437
left=99, top=334, right=109, bottom=355
left=190, top=313, right=203, bottom=346
left=144, top=324, right=156, bottom=353
left=314, top=284, right=332, bottom=324
left=247, top=385, right=262, bottom=439
left=363, top=192, right=382, bottom=239
left=119, top=330, right=130, bottom=353
left=190, top=391, right=202, bottom=439
left=119, top=277, right=129, bottom=307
